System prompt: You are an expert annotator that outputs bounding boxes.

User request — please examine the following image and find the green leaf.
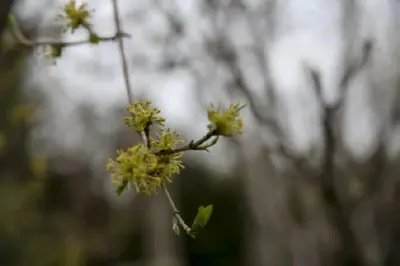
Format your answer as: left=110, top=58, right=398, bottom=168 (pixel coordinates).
left=191, top=204, right=213, bottom=230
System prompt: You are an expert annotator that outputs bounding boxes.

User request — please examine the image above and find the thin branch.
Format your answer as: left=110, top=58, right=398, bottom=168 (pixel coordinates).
left=163, top=184, right=195, bottom=238
left=307, top=40, right=372, bottom=110
left=14, top=33, right=130, bottom=48
left=244, top=6, right=278, bottom=125
left=18, top=33, right=129, bottom=48
left=213, top=36, right=299, bottom=163
left=155, top=130, right=218, bottom=237
left=110, top=0, right=148, bottom=144
left=110, top=0, right=134, bottom=104
left=109, top=0, right=193, bottom=238
left=7, top=13, right=130, bottom=49
left=334, top=40, right=373, bottom=110
left=319, top=104, right=365, bottom=266
left=144, top=126, right=151, bottom=148
left=307, top=40, right=374, bottom=265
left=155, top=130, right=218, bottom=155
left=203, top=10, right=298, bottom=164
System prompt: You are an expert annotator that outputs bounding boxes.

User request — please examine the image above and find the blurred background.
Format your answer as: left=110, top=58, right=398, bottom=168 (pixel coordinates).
left=0, top=0, right=399, bottom=266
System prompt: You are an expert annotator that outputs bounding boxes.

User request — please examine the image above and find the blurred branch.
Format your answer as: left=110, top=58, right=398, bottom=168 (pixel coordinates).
left=335, top=40, right=373, bottom=110
left=155, top=130, right=218, bottom=155
left=307, top=40, right=373, bottom=266
left=0, top=0, right=14, bottom=35
left=311, top=40, right=373, bottom=110
left=111, top=0, right=134, bottom=103
left=312, top=71, right=364, bottom=266
left=203, top=0, right=278, bottom=132
left=15, top=32, right=130, bottom=48
left=244, top=5, right=277, bottom=114
left=7, top=13, right=131, bottom=48
left=205, top=19, right=300, bottom=163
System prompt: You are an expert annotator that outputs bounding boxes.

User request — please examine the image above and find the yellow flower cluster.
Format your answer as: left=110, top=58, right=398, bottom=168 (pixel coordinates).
left=58, top=0, right=92, bottom=33
left=207, top=103, right=245, bottom=136
left=106, top=143, right=183, bottom=195
left=124, top=101, right=166, bottom=132
left=106, top=100, right=245, bottom=196
left=150, top=129, right=183, bottom=151
left=107, top=102, right=184, bottom=195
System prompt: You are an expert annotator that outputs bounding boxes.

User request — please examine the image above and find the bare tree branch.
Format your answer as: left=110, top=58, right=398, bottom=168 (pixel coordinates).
left=306, top=40, right=373, bottom=266
left=163, top=185, right=195, bottom=238
left=111, top=0, right=134, bottom=103
left=334, top=40, right=373, bottom=111
left=312, top=71, right=365, bottom=266
left=207, top=34, right=301, bottom=165
left=111, top=0, right=149, bottom=145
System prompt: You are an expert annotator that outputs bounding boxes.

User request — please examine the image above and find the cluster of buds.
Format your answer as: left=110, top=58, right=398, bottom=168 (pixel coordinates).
left=106, top=101, right=245, bottom=196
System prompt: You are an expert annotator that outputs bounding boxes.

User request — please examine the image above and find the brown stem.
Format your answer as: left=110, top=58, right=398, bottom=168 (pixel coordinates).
left=163, top=184, right=195, bottom=238
left=155, top=130, right=217, bottom=156
left=8, top=13, right=130, bottom=48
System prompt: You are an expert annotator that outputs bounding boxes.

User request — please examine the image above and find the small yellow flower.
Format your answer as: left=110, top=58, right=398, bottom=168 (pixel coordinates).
left=124, top=100, right=166, bottom=131
left=207, top=103, right=245, bottom=136
left=156, top=152, right=184, bottom=182
left=150, top=129, right=184, bottom=151
left=107, top=144, right=158, bottom=195
left=58, top=0, right=92, bottom=33
left=106, top=144, right=184, bottom=196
